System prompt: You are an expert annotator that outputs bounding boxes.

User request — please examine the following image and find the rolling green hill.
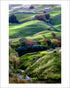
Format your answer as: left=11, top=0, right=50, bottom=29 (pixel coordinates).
left=14, top=13, right=37, bottom=23
left=9, top=20, right=51, bottom=38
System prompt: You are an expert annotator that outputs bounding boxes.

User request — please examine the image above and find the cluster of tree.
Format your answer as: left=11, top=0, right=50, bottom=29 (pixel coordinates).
left=16, top=37, right=47, bottom=56
left=15, top=36, right=61, bottom=56
left=34, top=14, right=50, bottom=22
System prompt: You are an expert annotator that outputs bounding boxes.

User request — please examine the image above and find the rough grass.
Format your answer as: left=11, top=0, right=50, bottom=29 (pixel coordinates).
left=19, top=51, right=47, bottom=70
left=21, top=49, right=61, bottom=83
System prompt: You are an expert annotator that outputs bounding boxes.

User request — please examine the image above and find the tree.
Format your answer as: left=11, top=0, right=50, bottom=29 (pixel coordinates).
left=45, top=14, right=50, bottom=20
left=9, top=14, right=19, bottom=23
left=29, top=6, right=34, bottom=9
left=51, top=32, right=56, bottom=38
left=16, top=46, right=27, bottom=56
left=19, top=37, right=28, bottom=48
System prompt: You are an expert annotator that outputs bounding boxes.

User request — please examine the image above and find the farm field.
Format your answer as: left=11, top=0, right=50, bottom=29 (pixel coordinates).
left=9, top=4, right=61, bottom=83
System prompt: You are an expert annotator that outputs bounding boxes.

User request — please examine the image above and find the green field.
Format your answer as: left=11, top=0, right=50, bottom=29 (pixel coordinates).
left=9, top=20, right=51, bottom=38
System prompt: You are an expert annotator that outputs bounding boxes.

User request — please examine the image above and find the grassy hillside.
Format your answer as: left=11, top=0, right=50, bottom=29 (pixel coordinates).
left=49, top=7, right=61, bottom=27
left=14, top=13, right=37, bottom=23
left=28, top=31, right=61, bottom=41
left=20, top=49, right=61, bottom=83
left=9, top=20, right=51, bottom=38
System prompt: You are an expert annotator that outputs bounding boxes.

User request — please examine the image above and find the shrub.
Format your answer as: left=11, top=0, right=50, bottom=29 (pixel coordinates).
left=51, top=32, right=56, bottom=38
left=27, top=47, right=32, bottom=52
left=44, top=39, right=51, bottom=46
left=16, top=46, right=27, bottom=56
left=32, top=45, right=47, bottom=52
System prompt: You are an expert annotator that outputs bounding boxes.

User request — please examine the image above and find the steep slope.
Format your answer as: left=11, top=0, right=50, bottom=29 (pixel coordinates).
left=20, top=49, right=61, bottom=83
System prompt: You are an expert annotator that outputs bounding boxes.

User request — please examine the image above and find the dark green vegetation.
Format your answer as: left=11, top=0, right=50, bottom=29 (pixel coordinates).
left=9, top=4, right=61, bottom=83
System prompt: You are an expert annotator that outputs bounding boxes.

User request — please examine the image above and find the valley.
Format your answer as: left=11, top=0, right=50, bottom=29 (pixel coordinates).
left=9, top=4, right=61, bottom=83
